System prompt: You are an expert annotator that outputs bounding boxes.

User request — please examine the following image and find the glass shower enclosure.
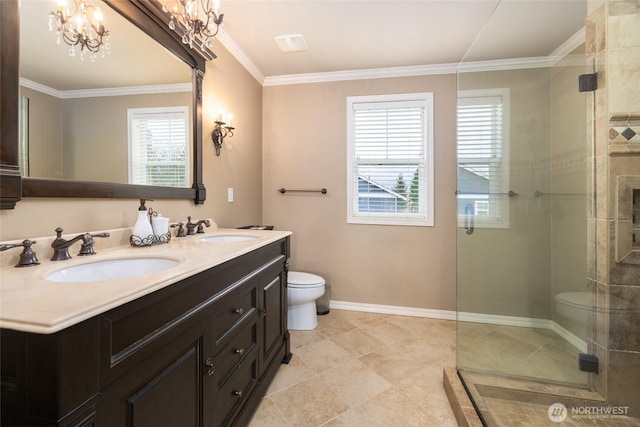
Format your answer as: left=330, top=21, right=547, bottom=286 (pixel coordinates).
left=456, top=0, right=640, bottom=424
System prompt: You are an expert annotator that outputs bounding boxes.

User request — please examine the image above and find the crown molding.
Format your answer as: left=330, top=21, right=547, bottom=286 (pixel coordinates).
left=19, top=78, right=62, bottom=98
left=216, top=31, right=265, bottom=85
left=547, top=27, right=586, bottom=66
left=19, top=78, right=191, bottom=99
left=263, top=63, right=459, bottom=87
left=60, top=83, right=192, bottom=99
left=456, top=56, right=554, bottom=72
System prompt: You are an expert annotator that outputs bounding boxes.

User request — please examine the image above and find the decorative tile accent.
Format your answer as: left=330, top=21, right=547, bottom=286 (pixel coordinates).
left=621, top=127, right=637, bottom=141
left=609, top=114, right=640, bottom=144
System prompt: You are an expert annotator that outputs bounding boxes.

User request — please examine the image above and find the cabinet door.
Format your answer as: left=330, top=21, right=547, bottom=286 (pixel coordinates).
left=259, top=264, right=286, bottom=373
left=96, top=318, right=215, bottom=427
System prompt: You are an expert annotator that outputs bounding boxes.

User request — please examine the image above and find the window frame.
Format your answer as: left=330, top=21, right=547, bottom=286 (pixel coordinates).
left=127, top=106, right=190, bottom=188
left=457, top=88, right=510, bottom=229
left=346, top=92, right=434, bottom=227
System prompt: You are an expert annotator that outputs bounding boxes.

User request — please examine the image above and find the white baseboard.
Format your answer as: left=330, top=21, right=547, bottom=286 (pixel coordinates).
left=549, top=321, right=588, bottom=353
left=458, top=311, right=550, bottom=328
left=329, top=301, right=586, bottom=352
left=329, top=300, right=457, bottom=320
left=458, top=311, right=588, bottom=353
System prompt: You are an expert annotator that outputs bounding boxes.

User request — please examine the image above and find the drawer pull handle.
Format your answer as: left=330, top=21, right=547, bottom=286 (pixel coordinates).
left=233, top=390, right=243, bottom=398
left=205, top=357, right=215, bottom=377
left=235, top=348, right=245, bottom=356
left=234, top=307, right=244, bottom=315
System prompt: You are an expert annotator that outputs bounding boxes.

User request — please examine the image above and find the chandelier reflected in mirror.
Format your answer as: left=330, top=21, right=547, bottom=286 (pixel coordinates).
left=48, top=0, right=110, bottom=61
left=162, top=0, right=224, bottom=50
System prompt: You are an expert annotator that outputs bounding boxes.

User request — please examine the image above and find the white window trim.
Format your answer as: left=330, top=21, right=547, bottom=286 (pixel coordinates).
left=346, top=92, right=434, bottom=227
left=127, top=106, right=190, bottom=187
left=457, top=88, right=510, bottom=229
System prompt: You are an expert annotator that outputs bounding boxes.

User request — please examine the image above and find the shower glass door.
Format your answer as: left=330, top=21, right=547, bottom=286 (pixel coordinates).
left=456, top=0, right=591, bottom=389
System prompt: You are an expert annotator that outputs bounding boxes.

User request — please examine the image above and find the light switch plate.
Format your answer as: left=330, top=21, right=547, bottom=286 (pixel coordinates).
left=227, top=188, right=234, bottom=203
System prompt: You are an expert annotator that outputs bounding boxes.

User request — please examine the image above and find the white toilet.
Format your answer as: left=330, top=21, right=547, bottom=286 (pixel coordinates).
left=554, top=291, right=592, bottom=341
left=287, top=271, right=325, bottom=330
left=554, top=291, right=591, bottom=325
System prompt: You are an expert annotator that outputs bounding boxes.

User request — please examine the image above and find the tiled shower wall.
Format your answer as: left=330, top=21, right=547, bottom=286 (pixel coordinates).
left=586, top=0, right=640, bottom=417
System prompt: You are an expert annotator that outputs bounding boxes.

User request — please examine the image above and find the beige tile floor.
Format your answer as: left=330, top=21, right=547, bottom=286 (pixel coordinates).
left=457, top=322, right=589, bottom=385
left=457, top=325, right=640, bottom=426
left=248, top=309, right=458, bottom=427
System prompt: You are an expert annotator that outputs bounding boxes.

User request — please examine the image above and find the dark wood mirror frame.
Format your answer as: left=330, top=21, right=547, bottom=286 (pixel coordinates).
left=0, top=0, right=210, bottom=210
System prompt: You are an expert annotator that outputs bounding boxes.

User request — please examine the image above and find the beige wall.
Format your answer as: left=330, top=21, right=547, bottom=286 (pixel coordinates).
left=62, top=92, right=192, bottom=183
left=0, top=43, right=263, bottom=241
left=19, top=87, right=63, bottom=179
left=262, top=75, right=457, bottom=311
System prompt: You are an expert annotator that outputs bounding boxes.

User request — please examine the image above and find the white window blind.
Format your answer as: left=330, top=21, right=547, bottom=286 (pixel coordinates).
left=128, top=107, right=189, bottom=187
left=347, top=93, right=434, bottom=227
left=457, top=89, right=510, bottom=228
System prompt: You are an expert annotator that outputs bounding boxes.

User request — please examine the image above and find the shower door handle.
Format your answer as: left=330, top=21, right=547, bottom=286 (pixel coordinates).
left=464, top=203, right=474, bottom=235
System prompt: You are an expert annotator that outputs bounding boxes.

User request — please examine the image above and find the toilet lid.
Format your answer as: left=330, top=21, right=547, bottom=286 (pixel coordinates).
left=288, top=271, right=324, bottom=287
left=555, top=291, right=633, bottom=314
left=555, top=292, right=589, bottom=309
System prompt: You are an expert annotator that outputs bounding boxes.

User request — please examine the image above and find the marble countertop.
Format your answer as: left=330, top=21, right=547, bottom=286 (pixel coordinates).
left=0, top=228, right=291, bottom=334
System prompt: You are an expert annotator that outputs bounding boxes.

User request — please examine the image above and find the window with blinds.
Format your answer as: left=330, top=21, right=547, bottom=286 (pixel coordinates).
left=128, top=107, right=189, bottom=187
left=347, top=93, right=434, bottom=227
left=457, top=88, right=510, bottom=228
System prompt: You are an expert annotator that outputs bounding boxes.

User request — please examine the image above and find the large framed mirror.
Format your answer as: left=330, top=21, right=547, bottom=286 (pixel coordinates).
left=0, top=0, right=210, bottom=209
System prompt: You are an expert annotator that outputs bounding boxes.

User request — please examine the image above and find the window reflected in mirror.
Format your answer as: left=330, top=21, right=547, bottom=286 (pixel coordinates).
left=128, top=106, right=190, bottom=187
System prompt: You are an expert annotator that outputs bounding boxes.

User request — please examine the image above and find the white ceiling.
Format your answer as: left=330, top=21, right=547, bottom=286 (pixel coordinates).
left=20, top=0, right=191, bottom=91
left=217, top=0, right=587, bottom=79
left=19, top=0, right=587, bottom=90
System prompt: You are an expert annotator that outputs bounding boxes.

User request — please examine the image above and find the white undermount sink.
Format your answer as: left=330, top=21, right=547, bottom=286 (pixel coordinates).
left=197, top=235, right=259, bottom=243
left=45, top=257, right=180, bottom=283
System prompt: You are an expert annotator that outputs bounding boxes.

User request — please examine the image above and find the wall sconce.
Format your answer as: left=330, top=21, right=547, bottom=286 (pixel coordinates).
left=212, top=114, right=234, bottom=156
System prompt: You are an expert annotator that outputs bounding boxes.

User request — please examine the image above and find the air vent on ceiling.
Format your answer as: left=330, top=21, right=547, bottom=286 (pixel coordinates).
left=274, top=34, right=308, bottom=53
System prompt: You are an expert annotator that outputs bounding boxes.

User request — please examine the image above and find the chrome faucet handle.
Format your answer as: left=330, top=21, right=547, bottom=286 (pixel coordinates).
left=78, top=232, right=110, bottom=256
left=171, top=222, right=186, bottom=237
left=0, top=240, right=40, bottom=267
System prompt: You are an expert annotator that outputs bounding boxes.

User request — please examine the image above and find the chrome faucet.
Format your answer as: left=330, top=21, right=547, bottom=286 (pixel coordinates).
left=0, top=240, right=40, bottom=267
left=50, top=227, right=110, bottom=261
left=185, top=217, right=211, bottom=235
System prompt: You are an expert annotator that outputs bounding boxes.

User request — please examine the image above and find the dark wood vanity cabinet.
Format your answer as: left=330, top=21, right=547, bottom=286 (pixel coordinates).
left=1, top=237, right=291, bottom=427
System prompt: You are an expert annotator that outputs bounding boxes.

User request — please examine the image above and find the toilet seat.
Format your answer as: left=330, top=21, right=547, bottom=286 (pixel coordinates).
left=288, top=271, right=325, bottom=288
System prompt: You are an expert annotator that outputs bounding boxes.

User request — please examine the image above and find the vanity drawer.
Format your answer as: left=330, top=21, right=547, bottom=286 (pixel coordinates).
left=216, top=321, right=257, bottom=388
left=215, top=351, right=258, bottom=427
left=214, top=280, right=258, bottom=347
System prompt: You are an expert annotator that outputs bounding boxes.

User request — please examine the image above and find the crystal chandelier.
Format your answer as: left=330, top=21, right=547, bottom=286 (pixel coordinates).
left=49, top=0, right=110, bottom=61
left=162, top=0, right=224, bottom=51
